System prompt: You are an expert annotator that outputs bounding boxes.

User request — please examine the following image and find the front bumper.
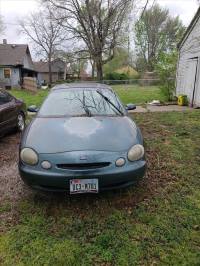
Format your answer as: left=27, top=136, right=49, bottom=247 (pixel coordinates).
left=19, top=150, right=146, bottom=192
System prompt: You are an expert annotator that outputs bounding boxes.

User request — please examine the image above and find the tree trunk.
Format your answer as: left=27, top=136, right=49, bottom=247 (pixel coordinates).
left=78, top=59, right=81, bottom=80
left=92, top=68, right=94, bottom=79
left=64, top=61, right=67, bottom=80
left=91, top=59, right=95, bottom=79
left=48, top=55, right=52, bottom=86
left=96, top=58, right=103, bottom=81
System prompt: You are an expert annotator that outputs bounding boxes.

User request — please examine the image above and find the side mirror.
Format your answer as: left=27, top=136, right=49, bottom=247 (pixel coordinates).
left=27, top=105, right=39, bottom=113
left=16, top=98, right=24, bottom=103
left=126, top=103, right=136, bottom=111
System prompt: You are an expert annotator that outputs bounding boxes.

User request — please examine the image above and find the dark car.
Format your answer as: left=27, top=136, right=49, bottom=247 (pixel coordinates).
left=19, top=83, right=146, bottom=194
left=0, top=89, right=26, bottom=137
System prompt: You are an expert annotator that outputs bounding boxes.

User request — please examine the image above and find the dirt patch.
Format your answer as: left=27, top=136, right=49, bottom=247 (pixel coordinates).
left=0, top=133, right=32, bottom=231
left=0, top=130, right=177, bottom=231
left=0, top=133, right=31, bottom=203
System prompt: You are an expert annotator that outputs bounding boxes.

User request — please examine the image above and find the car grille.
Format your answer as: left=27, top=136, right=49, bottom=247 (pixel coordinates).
left=57, top=162, right=111, bottom=170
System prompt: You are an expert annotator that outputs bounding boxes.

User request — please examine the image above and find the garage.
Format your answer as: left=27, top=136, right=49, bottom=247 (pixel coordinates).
left=176, top=7, right=200, bottom=107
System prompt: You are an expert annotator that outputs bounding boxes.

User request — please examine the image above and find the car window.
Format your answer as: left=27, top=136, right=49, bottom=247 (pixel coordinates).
left=0, top=91, right=12, bottom=105
left=39, top=88, right=124, bottom=117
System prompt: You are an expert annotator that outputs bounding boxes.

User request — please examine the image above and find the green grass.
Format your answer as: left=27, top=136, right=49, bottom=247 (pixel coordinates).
left=1, top=110, right=200, bottom=265
left=11, top=89, right=49, bottom=107
left=10, top=85, right=166, bottom=107
left=2, top=87, right=200, bottom=265
left=112, top=85, right=167, bottom=105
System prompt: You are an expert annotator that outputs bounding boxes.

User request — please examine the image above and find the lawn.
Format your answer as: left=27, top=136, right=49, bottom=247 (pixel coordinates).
left=112, top=85, right=167, bottom=105
left=11, top=89, right=49, bottom=107
left=10, top=84, right=166, bottom=107
left=1, top=89, right=199, bottom=265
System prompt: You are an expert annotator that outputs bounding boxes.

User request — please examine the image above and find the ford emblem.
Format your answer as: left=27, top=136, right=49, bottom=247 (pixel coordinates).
left=80, top=155, right=87, bottom=160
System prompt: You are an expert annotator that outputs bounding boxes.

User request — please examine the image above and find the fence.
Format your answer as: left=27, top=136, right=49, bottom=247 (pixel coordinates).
left=22, top=77, right=37, bottom=92
left=54, top=79, right=162, bottom=87
left=101, top=79, right=161, bottom=86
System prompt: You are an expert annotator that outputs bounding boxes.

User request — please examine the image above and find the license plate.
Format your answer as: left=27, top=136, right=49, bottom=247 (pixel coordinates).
left=70, top=179, right=99, bottom=194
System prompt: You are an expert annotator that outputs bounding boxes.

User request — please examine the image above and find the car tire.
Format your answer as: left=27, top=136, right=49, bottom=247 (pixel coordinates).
left=17, top=113, right=25, bottom=132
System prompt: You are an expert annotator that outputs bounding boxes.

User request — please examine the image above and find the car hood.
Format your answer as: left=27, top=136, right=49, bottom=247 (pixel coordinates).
left=24, top=116, right=140, bottom=153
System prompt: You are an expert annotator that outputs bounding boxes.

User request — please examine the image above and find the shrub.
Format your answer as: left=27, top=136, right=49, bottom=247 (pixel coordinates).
left=104, top=72, right=129, bottom=80
left=156, top=51, right=177, bottom=101
left=115, top=66, right=139, bottom=79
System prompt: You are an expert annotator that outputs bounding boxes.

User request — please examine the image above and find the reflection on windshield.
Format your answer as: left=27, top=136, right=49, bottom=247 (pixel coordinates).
left=39, top=89, right=124, bottom=117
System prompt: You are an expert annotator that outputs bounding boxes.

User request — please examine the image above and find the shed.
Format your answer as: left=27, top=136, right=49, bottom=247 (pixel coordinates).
left=176, top=7, right=200, bottom=107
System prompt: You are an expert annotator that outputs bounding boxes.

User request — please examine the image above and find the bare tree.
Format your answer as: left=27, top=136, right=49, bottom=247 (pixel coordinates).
left=140, top=0, right=150, bottom=19
left=54, top=49, right=89, bottom=79
left=19, top=5, right=67, bottom=85
left=45, top=0, right=134, bottom=81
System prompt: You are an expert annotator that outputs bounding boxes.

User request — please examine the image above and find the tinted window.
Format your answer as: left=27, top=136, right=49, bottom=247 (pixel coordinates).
left=39, top=88, right=124, bottom=117
left=0, top=91, right=12, bottom=105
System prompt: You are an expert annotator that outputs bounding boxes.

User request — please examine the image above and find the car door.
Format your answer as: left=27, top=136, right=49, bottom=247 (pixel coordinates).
left=0, top=91, right=17, bottom=135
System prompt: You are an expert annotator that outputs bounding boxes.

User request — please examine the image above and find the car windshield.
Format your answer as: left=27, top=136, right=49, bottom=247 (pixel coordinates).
left=38, top=88, right=124, bottom=117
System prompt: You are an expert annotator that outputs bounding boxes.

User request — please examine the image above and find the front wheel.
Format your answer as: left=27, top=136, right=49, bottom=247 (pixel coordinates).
left=17, top=113, right=25, bottom=132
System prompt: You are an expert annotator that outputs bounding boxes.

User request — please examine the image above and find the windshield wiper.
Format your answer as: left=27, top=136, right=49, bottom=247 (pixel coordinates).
left=96, top=90, right=124, bottom=116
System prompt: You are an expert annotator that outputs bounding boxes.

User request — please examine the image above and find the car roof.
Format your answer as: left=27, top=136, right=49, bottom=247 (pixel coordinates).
left=51, top=83, right=112, bottom=92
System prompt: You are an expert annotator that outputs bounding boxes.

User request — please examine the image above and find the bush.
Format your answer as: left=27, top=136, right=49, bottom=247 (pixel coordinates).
left=115, top=66, right=139, bottom=79
left=104, top=72, right=129, bottom=80
left=156, top=51, right=177, bottom=101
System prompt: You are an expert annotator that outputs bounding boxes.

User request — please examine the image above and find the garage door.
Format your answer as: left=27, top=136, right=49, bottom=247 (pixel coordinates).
left=184, top=58, right=198, bottom=105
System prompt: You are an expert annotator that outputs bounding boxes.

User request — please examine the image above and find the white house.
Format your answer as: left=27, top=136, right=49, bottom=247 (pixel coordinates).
left=176, top=7, right=200, bottom=107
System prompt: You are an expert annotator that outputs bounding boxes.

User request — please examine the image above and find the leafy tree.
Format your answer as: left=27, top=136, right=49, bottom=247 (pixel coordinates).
left=135, top=4, right=185, bottom=72
left=156, top=51, right=178, bottom=101
left=103, top=47, right=129, bottom=74
left=103, top=47, right=140, bottom=79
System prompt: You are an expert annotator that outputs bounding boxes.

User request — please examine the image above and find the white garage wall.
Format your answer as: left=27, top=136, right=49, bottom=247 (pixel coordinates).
left=176, top=14, right=200, bottom=106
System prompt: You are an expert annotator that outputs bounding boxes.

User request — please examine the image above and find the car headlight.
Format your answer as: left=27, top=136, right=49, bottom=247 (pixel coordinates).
left=20, top=148, right=38, bottom=165
left=128, top=144, right=144, bottom=162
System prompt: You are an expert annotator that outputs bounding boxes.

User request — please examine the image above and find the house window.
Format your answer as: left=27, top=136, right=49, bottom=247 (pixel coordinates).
left=4, top=68, right=11, bottom=78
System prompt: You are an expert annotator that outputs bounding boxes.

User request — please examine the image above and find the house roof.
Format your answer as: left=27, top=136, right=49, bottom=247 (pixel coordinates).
left=33, top=61, right=50, bottom=73
left=0, top=44, right=29, bottom=66
left=33, top=59, right=65, bottom=73
left=178, top=7, right=200, bottom=49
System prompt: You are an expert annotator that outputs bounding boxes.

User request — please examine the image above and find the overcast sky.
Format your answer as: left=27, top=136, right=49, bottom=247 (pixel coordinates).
left=0, top=0, right=199, bottom=45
